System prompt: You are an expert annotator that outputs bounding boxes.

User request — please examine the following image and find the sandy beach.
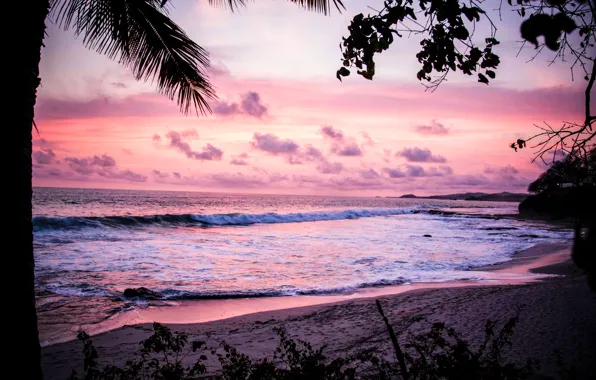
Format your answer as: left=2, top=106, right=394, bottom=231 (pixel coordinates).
left=42, top=242, right=596, bottom=379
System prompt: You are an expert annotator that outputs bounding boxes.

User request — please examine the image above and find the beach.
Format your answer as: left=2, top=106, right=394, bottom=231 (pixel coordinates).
left=41, top=242, right=596, bottom=379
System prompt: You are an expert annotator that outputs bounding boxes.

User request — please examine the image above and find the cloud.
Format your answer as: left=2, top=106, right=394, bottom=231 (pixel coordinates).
left=413, top=120, right=450, bottom=135
left=302, top=146, right=325, bottom=161
left=150, top=169, right=289, bottom=188
left=484, top=165, right=519, bottom=175
left=320, top=125, right=365, bottom=157
left=62, top=154, right=147, bottom=182
left=210, top=172, right=288, bottom=188
left=34, top=80, right=584, bottom=122
left=214, top=101, right=240, bottom=116
left=382, top=165, right=453, bottom=178
left=405, top=165, right=453, bottom=177
left=361, top=132, right=375, bottom=147
left=33, top=167, right=65, bottom=179
left=230, top=152, right=250, bottom=166
left=360, top=169, right=380, bottom=179
left=292, top=174, right=389, bottom=191
left=448, top=174, right=492, bottom=187
left=251, top=133, right=299, bottom=155
left=111, top=82, right=127, bottom=88
left=152, top=170, right=170, bottom=179
left=180, top=129, right=199, bottom=139
left=213, top=92, right=268, bottom=118
left=101, top=169, right=147, bottom=182
left=33, top=138, right=57, bottom=149
left=155, top=130, right=223, bottom=161
left=33, top=148, right=57, bottom=165
left=250, top=133, right=342, bottom=171
left=91, top=154, right=117, bottom=167
left=193, top=144, right=224, bottom=161
left=396, top=147, right=447, bottom=163
left=122, top=148, right=133, bottom=155
left=333, top=143, right=363, bottom=157
left=316, top=161, right=343, bottom=174
left=207, top=61, right=231, bottom=77
left=382, top=168, right=407, bottom=178
left=65, top=155, right=117, bottom=174
left=230, top=158, right=249, bottom=166
left=241, top=92, right=268, bottom=118
left=320, top=125, right=344, bottom=141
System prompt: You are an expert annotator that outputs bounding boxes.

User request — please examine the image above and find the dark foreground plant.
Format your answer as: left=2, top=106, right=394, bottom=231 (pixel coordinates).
left=70, top=304, right=539, bottom=380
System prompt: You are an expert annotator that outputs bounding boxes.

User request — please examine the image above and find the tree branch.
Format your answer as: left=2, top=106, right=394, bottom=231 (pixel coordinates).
left=586, top=57, right=596, bottom=127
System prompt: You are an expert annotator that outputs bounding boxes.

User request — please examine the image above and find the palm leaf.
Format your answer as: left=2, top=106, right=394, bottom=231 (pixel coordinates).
left=51, top=0, right=215, bottom=115
left=168, top=0, right=345, bottom=15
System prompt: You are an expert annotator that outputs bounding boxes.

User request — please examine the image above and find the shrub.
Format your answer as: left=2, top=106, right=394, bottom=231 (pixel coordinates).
left=69, top=303, right=538, bottom=380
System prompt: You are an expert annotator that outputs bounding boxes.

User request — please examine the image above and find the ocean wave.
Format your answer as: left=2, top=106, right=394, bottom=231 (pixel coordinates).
left=39, top=278, right=412, bottom=302
left=145, top=279, right=410, bottom=300
left=33, top=208, right=422, bottom=231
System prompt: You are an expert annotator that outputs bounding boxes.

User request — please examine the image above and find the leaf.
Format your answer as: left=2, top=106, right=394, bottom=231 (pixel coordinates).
left=192, top=340, right=206, bottom=352
left=478, top=73, right=489, bottom=84
left=517, top=139, right=526, bottom=148
left=486, top=70, right=495, bottom=79
left=336, top=67, right=351, bottom=81
left=51, top=0, right=216, bottom=115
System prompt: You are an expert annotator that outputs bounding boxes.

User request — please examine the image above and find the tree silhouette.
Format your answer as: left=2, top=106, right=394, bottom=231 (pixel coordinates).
left=336, top=0, right=595, bottom=162
left=528, top=147, right=595, bottom=193
left=10, top=1, right=343, bottom=378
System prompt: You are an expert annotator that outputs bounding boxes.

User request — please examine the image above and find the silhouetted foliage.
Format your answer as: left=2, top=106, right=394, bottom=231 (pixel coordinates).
left=337, top=0, right=595, bottom=162
left=70, top=306, right=538, bottom=379
left=528, top=147, right=596, bottom=193
left=68, top=323, right=208, bottom=380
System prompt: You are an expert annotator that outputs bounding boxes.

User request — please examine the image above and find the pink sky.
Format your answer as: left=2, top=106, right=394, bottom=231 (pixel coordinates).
left=33, top=0, right=589, bottom=196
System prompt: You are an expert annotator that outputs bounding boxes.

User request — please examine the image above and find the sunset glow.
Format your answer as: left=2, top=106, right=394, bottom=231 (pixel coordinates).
left=33, top=0, right=587, bottom=195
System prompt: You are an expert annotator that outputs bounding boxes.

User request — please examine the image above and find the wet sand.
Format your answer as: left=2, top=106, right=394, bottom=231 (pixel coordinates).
left=42, top=243, right=596, bottom=379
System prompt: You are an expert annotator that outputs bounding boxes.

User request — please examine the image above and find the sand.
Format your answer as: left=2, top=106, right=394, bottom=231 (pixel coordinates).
left=41, top=243, right=596, bottom=379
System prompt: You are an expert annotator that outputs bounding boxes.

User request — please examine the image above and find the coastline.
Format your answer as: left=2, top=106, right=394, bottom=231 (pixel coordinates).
left=42, top=242, right=596, bottom=379
left=40, top=243, right=567, bottom=347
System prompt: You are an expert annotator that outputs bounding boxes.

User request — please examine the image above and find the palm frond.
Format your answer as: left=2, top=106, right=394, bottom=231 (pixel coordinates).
left=184, top=0, right=345, bottom=15
left=51, top=0, right=215, bottom=115
left=207, top=0, right=247, bottom=13
left=286, top=0, right=345, bottom=14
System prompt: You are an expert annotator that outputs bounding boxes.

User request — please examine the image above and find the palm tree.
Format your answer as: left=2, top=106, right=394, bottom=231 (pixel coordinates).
left=11, top=1, right=343, bottom=378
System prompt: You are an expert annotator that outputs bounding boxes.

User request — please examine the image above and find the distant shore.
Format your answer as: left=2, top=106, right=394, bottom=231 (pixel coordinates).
left=42, top=242, right=596, bottom=379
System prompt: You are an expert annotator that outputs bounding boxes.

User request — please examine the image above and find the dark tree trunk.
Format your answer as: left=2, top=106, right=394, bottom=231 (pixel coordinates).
left=7, top=1, right=50, bottom=378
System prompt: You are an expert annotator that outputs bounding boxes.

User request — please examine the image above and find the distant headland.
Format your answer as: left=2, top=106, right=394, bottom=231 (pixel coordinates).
left=394, top=192, right=528, bottom=202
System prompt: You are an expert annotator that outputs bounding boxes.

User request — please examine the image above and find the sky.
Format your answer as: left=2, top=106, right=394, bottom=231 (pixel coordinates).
left=33, top=0, right=590, bottom=196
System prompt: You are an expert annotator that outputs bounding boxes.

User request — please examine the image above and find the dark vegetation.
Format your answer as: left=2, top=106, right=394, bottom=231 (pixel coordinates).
left=69, top=302, right=542, bottom=380
left=519, top=148, right=595, bottom=290
left=519, top=148, right=595, bottom=219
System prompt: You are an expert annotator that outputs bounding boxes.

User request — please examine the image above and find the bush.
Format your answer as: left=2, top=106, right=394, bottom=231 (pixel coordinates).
left=69, top=303, right=538, bottom=380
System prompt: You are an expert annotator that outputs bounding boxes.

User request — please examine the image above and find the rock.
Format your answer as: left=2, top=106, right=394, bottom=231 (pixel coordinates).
left=123, top=287, right=162, bottom=299
left=423, top=234, right=432, bottom=237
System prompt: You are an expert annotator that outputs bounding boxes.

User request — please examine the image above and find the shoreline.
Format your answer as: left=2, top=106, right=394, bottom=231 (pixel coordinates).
left=43, top=241, right=596, bottom=379
left=41, top=243, right=569, bottom=347
left=42, top=241, right=596, bottom=379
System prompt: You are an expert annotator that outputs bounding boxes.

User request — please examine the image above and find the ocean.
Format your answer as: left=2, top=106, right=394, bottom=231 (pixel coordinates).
left=33, top=187, right=571, bottom=345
